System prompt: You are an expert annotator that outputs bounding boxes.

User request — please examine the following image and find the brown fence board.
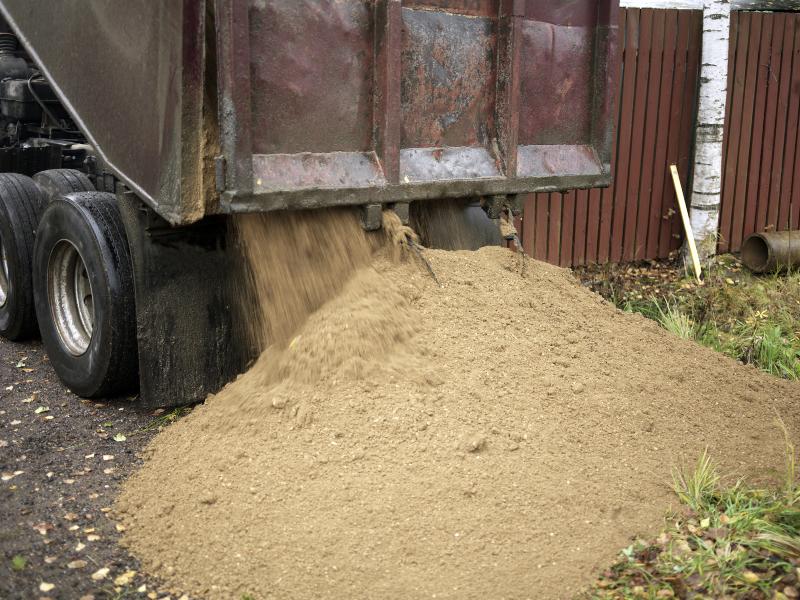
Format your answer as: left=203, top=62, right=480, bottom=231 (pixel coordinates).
left=611, top=8, right=640, bottom=263
left=742, top=14, right=773, bottom=239
left=719, top=11, right=800, bottom=252
left=765, top=14, right=793, bottom=233
left=755, top=13, right=784, bottom=234
left=777, top=17, right=800, bottom=231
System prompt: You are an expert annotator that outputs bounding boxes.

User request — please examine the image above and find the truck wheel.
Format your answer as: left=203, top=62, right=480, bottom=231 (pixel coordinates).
left=33, top=192, right=138, bottom=398
left=0, top=173, right=44, bottom=340
left=33, top=169, right=95, bottom=210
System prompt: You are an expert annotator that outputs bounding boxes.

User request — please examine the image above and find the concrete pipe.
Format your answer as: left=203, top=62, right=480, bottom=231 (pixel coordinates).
left=741, top=231, right=800, bottom=273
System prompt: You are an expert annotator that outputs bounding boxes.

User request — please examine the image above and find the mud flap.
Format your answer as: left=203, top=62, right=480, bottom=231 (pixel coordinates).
left=116, top=189, right=254, bottom=408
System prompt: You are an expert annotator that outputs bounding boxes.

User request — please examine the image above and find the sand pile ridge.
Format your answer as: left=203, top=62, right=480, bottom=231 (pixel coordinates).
left=116, top=210, right=800, bottom=600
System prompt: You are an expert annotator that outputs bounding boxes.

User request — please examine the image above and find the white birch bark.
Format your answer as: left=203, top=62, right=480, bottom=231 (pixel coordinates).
left=688, top=0, right=731, bottom=261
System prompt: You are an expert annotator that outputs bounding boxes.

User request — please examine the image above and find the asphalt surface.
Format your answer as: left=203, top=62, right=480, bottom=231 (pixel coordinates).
left=0, top=336, right=187, bottom=600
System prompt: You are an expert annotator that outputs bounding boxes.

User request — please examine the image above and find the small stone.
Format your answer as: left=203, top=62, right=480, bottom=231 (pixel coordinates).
left=39, top=582, right=55, bottom=592
left=571, top=382, right=585, bottom=394
left=67, top=560, right=87, bottom=569
left=91, top=567, right=109, bottom=581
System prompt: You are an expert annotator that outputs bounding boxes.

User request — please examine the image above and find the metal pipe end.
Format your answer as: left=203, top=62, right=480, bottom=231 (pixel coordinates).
left=741, top=233, right=770, bottom=273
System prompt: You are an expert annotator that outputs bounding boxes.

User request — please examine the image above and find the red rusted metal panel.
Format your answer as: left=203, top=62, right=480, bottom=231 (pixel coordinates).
left=719, top=11, right=800, bottom=252
left=215, top=0, right=619, bottom=217
left=520, top=7, right=702, bottom=267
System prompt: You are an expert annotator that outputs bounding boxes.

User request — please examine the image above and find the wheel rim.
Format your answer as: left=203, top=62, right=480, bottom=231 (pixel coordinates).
left=0, top=236, right=9, bottom=307
left=48, top=240, right=94, bottom=355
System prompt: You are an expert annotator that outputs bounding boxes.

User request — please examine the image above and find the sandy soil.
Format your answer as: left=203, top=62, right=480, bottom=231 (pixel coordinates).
left=115, top=231, right=800, bottom=600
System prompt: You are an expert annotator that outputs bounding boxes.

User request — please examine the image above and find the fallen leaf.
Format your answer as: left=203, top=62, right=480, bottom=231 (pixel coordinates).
left=9, top=420, right=20, bottom=425
left=113, top=433, right=127, bottom=443
left=68, top=525, right=79, bottom=532
left=86, top=534, right=100, bottom=542
left=15, top=358, right=26, bottom=368
left=84, top=453, right=95, bottom=459
left=32, top=522, right=53, bottom=535
left=91, top=567, right=109, bottom=581
left=43, top=556, right=56, bottom=564
left=67, top=560, right=87, bottom=569
left=102, top=455, right=114, bottom=461
left=103, top=468, right=115, bottom=475
left=742, top=570, right=760, bottom=583
left=39, top=582, right=55, bottom=592
left=34, top=406, right=49, bottom=414
left=75, top=542, right=85, bottom=552
left=114, top=570, right=136, bottom=586
left=115, top=523, right=126, bottom=532
left=137, top=584, right=147, bottom=593
left=700, top=517, right=710, bottom=528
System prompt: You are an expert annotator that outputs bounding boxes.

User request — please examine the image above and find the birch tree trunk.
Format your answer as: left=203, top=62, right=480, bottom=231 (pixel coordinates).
left=688, top=0, right=731, bottom=261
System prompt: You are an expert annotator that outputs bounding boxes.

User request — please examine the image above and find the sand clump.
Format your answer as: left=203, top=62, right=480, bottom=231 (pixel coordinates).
left=116, top=214, right=800, bottom=600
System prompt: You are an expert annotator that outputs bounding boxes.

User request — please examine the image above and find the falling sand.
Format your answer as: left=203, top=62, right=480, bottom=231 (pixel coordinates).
left=116, top=210, right=800, bottom=600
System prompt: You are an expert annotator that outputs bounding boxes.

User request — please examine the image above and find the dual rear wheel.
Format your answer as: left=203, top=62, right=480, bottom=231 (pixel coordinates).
left=0, top=170, right=137, bottom=397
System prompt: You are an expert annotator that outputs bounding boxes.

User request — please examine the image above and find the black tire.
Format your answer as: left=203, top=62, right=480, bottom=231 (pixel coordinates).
left=0, top=173, right=45, bottom=340
left=33, top=168, right=94, bottom=211
left=33, top=192, right=138, bottom=397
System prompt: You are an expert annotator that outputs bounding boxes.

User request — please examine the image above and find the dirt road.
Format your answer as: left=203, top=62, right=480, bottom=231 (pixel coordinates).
left=0, top=337, right=172, bottom=599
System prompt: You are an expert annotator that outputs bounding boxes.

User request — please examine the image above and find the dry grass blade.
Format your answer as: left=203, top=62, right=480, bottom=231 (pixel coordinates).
left=672, top=449, right=719, bottom=511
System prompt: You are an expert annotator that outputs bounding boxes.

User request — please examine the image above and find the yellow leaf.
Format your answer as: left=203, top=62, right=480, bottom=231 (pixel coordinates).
left=742, top=570, right=760, bottom=583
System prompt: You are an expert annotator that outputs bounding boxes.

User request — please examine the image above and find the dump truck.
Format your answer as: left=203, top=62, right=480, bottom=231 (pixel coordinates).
left=0, top=0, right=618, bottom=407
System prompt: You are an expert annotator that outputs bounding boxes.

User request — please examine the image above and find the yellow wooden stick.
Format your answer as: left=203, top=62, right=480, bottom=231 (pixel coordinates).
left=670, top=164, right=702, bottom=284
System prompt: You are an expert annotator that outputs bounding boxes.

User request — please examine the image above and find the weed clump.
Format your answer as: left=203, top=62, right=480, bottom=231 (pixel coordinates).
left=588, top=438, right=800, bottom=599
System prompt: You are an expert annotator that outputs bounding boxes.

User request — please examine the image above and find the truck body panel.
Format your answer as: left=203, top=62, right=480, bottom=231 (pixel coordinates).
left=0, top=0, right=618, bottom=225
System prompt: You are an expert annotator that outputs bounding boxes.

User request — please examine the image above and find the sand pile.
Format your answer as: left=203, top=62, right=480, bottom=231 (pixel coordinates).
left=116, top=213, right=800, bottom=600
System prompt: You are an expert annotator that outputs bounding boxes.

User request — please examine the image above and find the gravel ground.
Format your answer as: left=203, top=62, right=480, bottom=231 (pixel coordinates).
left=0, top=336, right=188, bottom=600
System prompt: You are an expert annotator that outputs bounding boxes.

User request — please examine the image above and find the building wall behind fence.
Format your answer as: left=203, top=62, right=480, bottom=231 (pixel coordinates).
left=718, top=11, right=800, bottom=254
left=520, top=8, right=702, bottom=267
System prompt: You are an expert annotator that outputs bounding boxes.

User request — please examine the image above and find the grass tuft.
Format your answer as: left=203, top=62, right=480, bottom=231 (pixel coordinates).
left=588, top=436, right=800, bottom=599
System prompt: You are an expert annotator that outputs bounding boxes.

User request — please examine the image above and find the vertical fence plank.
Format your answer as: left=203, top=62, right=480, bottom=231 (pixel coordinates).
left=765, top=14, right=795, bottom=232
left=634, top=9, right=666, bottom=260
left=573, top=189, right=589, bottom=265
left=754, top=13, right=784, bottom=234
left=719, top=11, right=741, bottom=253
left=588, top=187, right=603, bottom=262
left=730, top=12, right=763, bottom=250
left=622, top=9, right=654, bottom=262
left=611, top=8, right=641, bottom=262
left=670, top=9, right=702, bottom=252
left=742, top=14, right=774, bottom=239
left=560, top=191, right=575, bottom=267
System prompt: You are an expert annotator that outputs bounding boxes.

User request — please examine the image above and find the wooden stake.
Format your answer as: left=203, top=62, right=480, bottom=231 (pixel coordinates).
left=670, top=165, right=702, bottom=283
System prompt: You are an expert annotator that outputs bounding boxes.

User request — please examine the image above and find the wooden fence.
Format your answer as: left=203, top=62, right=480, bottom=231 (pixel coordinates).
left=718, top=11, right=800, bottom=253
left=520, top=8, right=702, bottom=266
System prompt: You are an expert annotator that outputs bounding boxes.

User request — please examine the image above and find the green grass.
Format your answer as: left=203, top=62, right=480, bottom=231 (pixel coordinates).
left=613, top=259, right=800, bottom=380
left=586, top=439, right=800, bottom=599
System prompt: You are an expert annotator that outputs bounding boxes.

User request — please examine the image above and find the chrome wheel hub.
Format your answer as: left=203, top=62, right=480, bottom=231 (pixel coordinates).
left=48, top=240, right=94, bottom=355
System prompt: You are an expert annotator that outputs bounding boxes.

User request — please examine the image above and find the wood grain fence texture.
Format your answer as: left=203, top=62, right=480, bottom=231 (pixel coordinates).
left=520, top=8, right=703, bottom=266
left=718, top=11, right=800, bottom=254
